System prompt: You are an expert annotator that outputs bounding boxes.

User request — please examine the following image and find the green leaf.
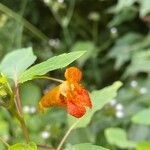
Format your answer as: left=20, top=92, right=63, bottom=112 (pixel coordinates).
left=71, top=41, right=95, bottom=66
left=110, top=0, right=137, bottom=13
left=0, top=118, right=9, bottom=137
left=8, top=142, right=37, bottom=150
left=132, top=108, right=150, bottom=125
left=71, top=143, right=109, bottom=150
left=108, top=7, right=137, bottom=27
left=105, top=128, right=136, bottom=148
left=19, top=51, right=85, bottom=83
left=108, top=33, right=143, bottom=69
left=0, top=47, right=37, bottom=79
left=137, top=141, right=150, bottom=150
left=68, top=81, right=122, bottom=128
left=139, top=0, right=150, bottom=17
left=124, top=50, right=150, bottom=77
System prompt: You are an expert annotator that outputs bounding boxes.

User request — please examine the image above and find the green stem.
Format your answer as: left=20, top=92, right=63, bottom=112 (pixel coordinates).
left=62, top=27, right=72, bottom=47
left=15, top=82, right=22, bottom=114
left=15, top=0, right=28, bottom=48
left=56, top=120, right=79, bottom=150
left=10, top=108, right=30, bottom=143
left=0, top=136, right=10, bottom=148
left=1, top=76, right=30, bottom=144
left=37, top=144, right=55, bottom=150
left=50, top=7, right=62, bottom=26
left=50, top=0, right=75, bottom=47
left=19, top=117, right=30, bottom=144
left=33, top=76, right=64, bottom=83
left=92, top=21, right=98, bottom=44
left=0, top=3, right=48, bottom=41
left=14, top=79, right=30, bottom=143
left=66, top=0, right=75, bottom=25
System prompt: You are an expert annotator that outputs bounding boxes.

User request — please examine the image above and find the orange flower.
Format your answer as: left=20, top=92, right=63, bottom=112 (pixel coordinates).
left=39, top=67, right=92, bottom=118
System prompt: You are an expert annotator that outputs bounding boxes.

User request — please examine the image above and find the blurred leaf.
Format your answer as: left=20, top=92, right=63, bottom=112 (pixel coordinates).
left=71, top=143, right=109, bottom=150
left=105, top=128, right=136, bottom=148
left=0, top=144, right=4, bottom=150
left=20, top=82, right=41, bottom=106
left=137, top=141, right=150, bottom=150
left=108, top=7, right=137, bottom=27
left=71, top=41, right=95, bottom=66
left=68, top=81, right=122, bottom=128
left=124, top=50, right=150, bottom=77
left=132, top=108, right=150, bottom=125
left=108, top=33, right=142, bottom=69
left=128, top=125, right=150, bottom=142
left=139, top=0, right=150, bottom=17
left=19, top=51, right=85, bottom=83
left=109, top=0, right=137, bottom=13
left=8, top=142, right=37, bottom=150
left=0, top=120, right=9, bottom=136
left=67, top=128, right=95, bottom=144
left=0, top=47, right=37, bottom=79
left=108, top=0, right=150, bottom=25
left=0, top=17, right=22, bottom=55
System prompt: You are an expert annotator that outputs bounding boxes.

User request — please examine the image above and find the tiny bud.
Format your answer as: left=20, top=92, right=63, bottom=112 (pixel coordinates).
left=116, top=110, right=124, bottom=118
left=130, top=80, right=138, bottom=88
left=140, top=87, right=148, bottom=94
left=116, top=103, right=124, bottom=111
left=23, top=106, right=30, bottom=113
left=41, top=131, right=50, bottom=139
left=88, top=12, right=100, bottom=21
left=43, top=0, right=50, bottom=4
left=57, top=0, right=64, bottom=3
left=30, top=106, right=36, bottom=114
left=110, top=27, right=118, bottom=38
left=110, top=99, right=117, bottom=106
left=48, top=38, right=60, bottom=48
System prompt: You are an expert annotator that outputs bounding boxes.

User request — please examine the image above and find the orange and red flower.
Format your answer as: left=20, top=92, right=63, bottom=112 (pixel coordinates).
left=39, top=67, right=92, bottom=118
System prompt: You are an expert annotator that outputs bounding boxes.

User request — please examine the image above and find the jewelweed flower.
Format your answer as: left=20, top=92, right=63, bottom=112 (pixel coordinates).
left=39, top=67, right=92, bottom=118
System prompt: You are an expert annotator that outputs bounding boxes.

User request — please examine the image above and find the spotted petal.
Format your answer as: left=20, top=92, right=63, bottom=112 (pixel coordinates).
left=67, top=101, right=86, bottom=118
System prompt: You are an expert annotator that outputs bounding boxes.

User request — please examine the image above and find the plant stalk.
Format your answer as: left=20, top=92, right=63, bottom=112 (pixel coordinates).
left=33, top=76, right=64, bottom=83
left=12, top=110, right=30, bottom=143
left=15, top=82, right=22, bottom=114
left=13, top=76, right=30, bottom=143
left=37, top=144, right=55, bottom=150
left=56, top=120, right=79, bottom=150
left=0, top=136, right=10, bottom=148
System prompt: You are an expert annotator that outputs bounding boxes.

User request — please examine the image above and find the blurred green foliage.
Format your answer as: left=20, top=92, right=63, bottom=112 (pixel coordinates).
left=0, top=0, right=150, bottom=149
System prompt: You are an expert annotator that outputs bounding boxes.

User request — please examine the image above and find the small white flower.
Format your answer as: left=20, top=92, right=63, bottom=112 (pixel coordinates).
left=48, top=38, right=60, bottom=48
left=23, top=106, right=30, bottom=113
left=140, top=87, right=148, bottom=94
left=41, top=131, right=50, bottom=139
left=110, top=99, right=117, bottom=106
left=43, top=0, right=50, bottom=4
left=116, top=103, right=124, bottom=111
left=58, top=0, right=64, bottom=3
left=116, top=110, right=124, bottom=118
left=130, top=80, right=138, bottom=88
left=110, top=27, right=117, bottom=34
left=30, top=106, right=36, bottom=114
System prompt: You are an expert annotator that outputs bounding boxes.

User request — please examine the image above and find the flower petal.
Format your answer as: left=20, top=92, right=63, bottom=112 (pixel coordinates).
left=65, top=67, right=82, bottom=83
left=67, top=101, right=86, bottom=118
left=39, top=86, right=66, bottom=112
left=73, top=84, right=92, bottom=109
left=79, top=87, right=92, bottom=108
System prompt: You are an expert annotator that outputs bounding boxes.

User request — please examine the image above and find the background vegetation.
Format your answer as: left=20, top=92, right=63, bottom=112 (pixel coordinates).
left=0, top=0, right=150, bottom=149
